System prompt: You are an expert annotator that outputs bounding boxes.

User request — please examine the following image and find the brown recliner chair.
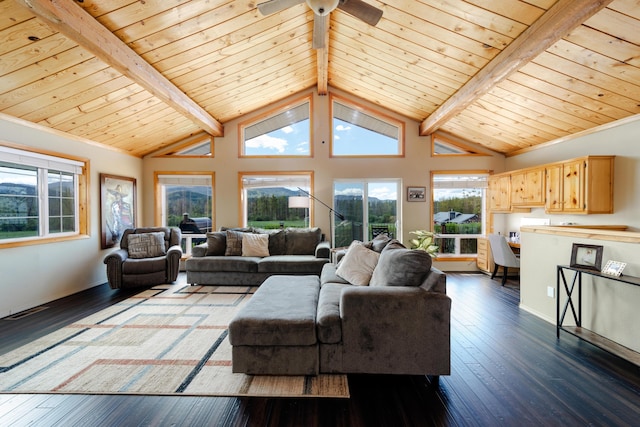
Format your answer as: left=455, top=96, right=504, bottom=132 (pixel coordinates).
left=104, top=227, right=182, bottom=289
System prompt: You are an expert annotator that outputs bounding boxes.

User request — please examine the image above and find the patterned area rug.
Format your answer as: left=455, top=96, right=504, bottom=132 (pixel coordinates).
left=0, top=285, right=349, bottom=398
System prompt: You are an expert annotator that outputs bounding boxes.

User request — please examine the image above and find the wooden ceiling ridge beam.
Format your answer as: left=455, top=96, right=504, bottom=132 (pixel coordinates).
left=419, top=0, right=614, bottom=136
left=316, top=15, right=330, bottom=95
left=15, top=0, right=223, bottom=136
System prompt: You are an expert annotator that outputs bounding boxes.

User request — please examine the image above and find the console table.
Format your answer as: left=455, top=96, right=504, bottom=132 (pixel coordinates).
left=556, top=265, right=640, bottom=366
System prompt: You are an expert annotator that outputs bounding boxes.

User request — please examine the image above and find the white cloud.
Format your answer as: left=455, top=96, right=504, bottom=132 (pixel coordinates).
left=369, top=186, right=397, bottom=201
left=335, top=124, right=351, bottom=132
left=245, top=135, right=288, bottom=153
left=282, top=126, right=294, bottom=134
left=295, top=141, right=310, bottom=153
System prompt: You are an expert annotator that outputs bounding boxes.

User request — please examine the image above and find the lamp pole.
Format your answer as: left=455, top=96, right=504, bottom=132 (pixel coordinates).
left=296, top=187, right=345, bottom=247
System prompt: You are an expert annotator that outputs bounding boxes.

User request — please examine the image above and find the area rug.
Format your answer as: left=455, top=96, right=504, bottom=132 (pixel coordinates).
left=0, top=284, right=349, bottom=398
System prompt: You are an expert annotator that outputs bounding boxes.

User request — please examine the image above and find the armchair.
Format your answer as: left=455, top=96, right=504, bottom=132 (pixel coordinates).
left=104, top=227, right=182, bottom=289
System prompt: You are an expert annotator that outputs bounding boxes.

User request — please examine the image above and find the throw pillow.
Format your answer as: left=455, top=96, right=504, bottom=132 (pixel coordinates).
left=225, top=230, right=244, bottom=256
left=205, top=231, right=226, bottom=256
left=127, top=232, right=166, bottom=259
left=364, top=233, right=393, bottom=252
left=253, top=228, right=286, bottom=255
left=284, top=227, right=322, bottom=255
left=369, top=239, right=432, bottom=287
left=335, top=241, right=380, bottom=286
left=242, top=233, right=270, bottom=257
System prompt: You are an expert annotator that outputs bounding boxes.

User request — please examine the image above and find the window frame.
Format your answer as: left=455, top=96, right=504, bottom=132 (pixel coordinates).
left=238, top=171, right=314, bottom=227
left=0, top=142, right=88, bottom=248
left=330, top=93, right=405, bottom=158
left=238, top=95, right=313, bottom=158
left=154, top=171, right=215, bottom=230
left=430, top=170, right=489, bottom=260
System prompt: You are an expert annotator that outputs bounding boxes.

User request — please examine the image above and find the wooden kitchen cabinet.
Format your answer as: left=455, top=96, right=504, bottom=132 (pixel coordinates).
left=476, top=237, right=494, bottom=274
left=511, top=167, right=545, bottom=207
left=545, top=156, right=614, bottom=214
left=488, top=173, right=511, bottom=212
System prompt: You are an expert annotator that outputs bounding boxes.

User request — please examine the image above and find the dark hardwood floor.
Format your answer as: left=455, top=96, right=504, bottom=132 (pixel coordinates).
left=1, top=273, right=639, bottom=426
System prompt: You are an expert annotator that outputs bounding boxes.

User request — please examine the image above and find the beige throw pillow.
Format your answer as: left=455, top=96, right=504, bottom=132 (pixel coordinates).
left=242, top=233, right=270, bottom=257
left=335, top=241, right=380, bottom=286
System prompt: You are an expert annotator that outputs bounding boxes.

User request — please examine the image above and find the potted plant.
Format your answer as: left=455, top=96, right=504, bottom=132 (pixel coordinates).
left=409, top=230, right=439, bottom=258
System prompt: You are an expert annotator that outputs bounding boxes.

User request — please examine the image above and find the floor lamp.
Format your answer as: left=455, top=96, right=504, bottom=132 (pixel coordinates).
left=288, top=196, right=309, bottom=228
left=295, top=187, right=344, bottom=248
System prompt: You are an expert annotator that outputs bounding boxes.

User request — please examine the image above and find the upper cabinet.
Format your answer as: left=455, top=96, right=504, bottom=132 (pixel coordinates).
left=488, top=173, right=511, bottom=213
left=511, top=167, right=545, bottom=207
left=545, top=156, right=614, bottom=214
left=490, top=156, right=614, bottom=214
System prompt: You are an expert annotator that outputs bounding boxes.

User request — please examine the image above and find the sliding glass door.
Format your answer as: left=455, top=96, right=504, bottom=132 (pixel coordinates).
left=333, top=179, right=400, bottom=247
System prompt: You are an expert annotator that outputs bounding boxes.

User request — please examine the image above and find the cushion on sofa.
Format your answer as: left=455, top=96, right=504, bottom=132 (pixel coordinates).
left=242, top=233, right=270, bottom=257
left=127, top=232, right=166, bottom=259
left=253, top=228, right=286, bottom=255
left=285, top=227, right=322, bottom=255
left=206, top=231, right=227, bottom=256
left=369, top=239, right=433, bottom=287
left=364, top=233, right=394, bottom=252
left=335, top=240, right=380, bottom=286
left=225, top=230, right=244, bottom=256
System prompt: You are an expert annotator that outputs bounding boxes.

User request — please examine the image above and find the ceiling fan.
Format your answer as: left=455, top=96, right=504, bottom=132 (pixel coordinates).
left=257, top=0, right=383, bottom=49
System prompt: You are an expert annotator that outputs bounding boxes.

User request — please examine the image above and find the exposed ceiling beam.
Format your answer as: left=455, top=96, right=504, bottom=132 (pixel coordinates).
left=419, top=0, right=614, bottom=136
left=15, top=0, right=224, bottom=136
left=316, top=16, right=330, bottom=95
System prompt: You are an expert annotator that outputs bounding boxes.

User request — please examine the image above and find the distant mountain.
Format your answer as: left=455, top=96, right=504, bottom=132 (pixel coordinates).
left=247, top=187, right=300, bottom=198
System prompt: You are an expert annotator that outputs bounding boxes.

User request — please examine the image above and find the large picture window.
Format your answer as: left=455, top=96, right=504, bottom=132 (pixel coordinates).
left=155, top=172, right=214, bottom=231
left=331, top=94, right=404, bottom=157
left=0, top=145, right=85, bottom=245
left=240, top=172, right=312, bottom=229
left=239, top=96, right=312, bottom=157
left=431, top=172, right=488, bottom=258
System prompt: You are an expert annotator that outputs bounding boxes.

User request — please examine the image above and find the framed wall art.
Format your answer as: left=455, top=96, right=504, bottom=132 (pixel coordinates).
left=100, top=173, right=136, bottom=249
left=569, top=243, right=603, bottom=271
left=407, top=186, right=426, bottom=202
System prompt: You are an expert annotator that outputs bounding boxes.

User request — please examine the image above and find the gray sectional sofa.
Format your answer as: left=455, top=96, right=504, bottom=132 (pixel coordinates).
left=229, top=236, right=451, bottom=378
left=185, top=227, right=331, bottom=286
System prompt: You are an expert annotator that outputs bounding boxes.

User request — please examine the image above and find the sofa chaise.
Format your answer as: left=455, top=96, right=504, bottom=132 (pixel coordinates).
left=186, top=227, right=331, bottom=286
left=228, top=237, right=451, bottom=378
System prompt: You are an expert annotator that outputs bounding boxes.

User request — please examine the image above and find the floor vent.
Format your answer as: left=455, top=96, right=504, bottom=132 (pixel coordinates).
left=4, top=306, right=49, bottom=320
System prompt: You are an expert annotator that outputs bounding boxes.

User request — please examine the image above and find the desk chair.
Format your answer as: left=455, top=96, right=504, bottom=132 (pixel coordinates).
left=488, top=234, right=520, bottom=285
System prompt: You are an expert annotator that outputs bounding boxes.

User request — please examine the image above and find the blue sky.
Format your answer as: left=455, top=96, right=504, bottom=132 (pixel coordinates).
left=244, top=118, right=397, bottom=156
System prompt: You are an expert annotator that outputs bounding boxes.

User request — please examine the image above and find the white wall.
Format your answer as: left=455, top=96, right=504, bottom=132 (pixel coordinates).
left=0, top=115, right=143, bottom=318
left=504, top=116, right=640, bottom=353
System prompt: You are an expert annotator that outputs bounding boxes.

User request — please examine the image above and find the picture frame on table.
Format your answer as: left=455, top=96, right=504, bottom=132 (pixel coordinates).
left=407, top=186, right=426, bottom=202
left=570, top=243, right=603, bottom=271
left=602, top=260, right=626, bottom=277
left=100, top=173, right=136, bottom=249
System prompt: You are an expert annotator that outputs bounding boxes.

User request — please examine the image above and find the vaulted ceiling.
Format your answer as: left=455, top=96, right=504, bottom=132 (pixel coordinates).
left=1, top=0, right=638, bottom=158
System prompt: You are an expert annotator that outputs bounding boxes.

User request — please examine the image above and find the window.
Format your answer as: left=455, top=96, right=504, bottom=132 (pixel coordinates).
left=431, top=172, right=488, bottom=258
left=240, top=172, right=312, bottom=229
left=239, top=96, right=312, bottom=157
left=431, top=133, right=487, bottom=157
left=331, top=94, right=404, bottom=157
left=0, top=145, right=86, bottom=245
left=154, top=133, right=213, bottom=157
left=333, top=179, right=401, bottom=247
left=155, top=172, right=214, bottom=231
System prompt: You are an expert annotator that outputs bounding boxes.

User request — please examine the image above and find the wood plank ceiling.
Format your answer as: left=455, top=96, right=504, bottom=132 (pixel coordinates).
left=0, top=0, right=638, bottom=158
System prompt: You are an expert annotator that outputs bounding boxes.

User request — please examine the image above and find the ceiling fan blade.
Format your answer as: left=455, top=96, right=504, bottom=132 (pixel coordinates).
left=312, top=14, right=328, bottom=49
left=338, top=0, right=383, bottom=26
left=257, top=0, right=305, bottom=16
